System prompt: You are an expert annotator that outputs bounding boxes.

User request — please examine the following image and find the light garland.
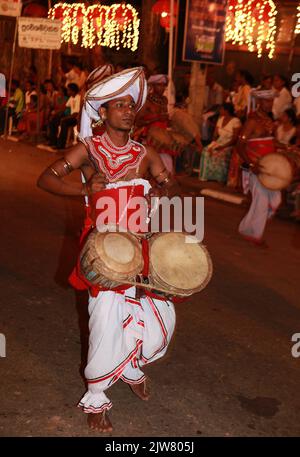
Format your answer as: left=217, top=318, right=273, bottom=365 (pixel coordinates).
left=225, top=0, right=277, bottom=59
left=294, top=3, right=300, bottom=35
left=48, top=3, right=140, bottom=51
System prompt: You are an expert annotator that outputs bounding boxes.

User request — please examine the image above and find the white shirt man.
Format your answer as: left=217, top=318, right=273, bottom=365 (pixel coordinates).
left=66, top=93, right=81, bottom=115
left=272, top=86, right=292, bottom=120
left=204, top=81, right=223, bottom=111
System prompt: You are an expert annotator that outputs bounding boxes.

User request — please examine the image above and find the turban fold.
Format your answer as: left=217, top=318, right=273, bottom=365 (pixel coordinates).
left=80, top=67, right=147, bottom=138
left=85, top=64, right=114, bottom=91
left=148, top=74, right=169, bottom=85
left=248, top=89, right=277, bottom=113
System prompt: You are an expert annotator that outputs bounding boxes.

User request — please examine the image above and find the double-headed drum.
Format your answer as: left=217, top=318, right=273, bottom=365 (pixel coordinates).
left=258, top=152, right=300, bottom=191
left=80, top=229, right=144, bottom=288
left=149, top=232, right=212, bottom=297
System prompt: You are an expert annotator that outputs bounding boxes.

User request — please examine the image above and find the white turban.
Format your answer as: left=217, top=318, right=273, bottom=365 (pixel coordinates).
left=248, top=89, right=277, bottom=113
left=80, top=67, right=147, bottom=138
left=85, top=64, right=114, bottom=91
left=148, top=74, right=168, bottom=85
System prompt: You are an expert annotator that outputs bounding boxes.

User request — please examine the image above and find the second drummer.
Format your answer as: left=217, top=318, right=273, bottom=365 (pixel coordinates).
left=37, top=67, right=179, bottom=433
left=135, top=74, right=176, bottom=174
left=236, top=89, right=281, bottom=246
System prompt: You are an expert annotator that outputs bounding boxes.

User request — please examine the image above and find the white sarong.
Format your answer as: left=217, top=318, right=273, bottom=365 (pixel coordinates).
left=78, top=286, right=176, bottom=414
left=239, top=170, right=281, bottom=241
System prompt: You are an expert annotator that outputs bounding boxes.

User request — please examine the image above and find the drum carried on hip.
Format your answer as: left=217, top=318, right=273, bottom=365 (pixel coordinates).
left=80, top=229, right=212, bottom=297
left=258, top=152, right=300, bottom=191
left=80, top=229, right=144, bottom=289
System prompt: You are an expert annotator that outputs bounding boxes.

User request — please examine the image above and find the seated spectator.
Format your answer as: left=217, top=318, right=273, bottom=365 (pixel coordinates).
left=24, top=80, right=37, bottom=108
left=17, top=94, right=44, bottom=138
left=275, top=108, right=297, bottom=150
left=272, top=74, right=292, bottom=120
left=201, top=71, right=224, bottom=143
left=49, top=83, right=80, bottom=150
left=0, top=79, right=24, bottom=134
left=199, top=102, right=241, bottom=183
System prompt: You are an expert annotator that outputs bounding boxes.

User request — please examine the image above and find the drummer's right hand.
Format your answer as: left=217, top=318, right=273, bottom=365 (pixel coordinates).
left=86, top=173, right=108, bottom=194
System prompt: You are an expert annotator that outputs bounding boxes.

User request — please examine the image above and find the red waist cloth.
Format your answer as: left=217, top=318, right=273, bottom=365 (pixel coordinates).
left=246, top=137, right=275, bottom=163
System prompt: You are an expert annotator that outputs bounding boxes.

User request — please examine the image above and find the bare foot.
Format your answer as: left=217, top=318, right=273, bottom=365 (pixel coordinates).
left=130, top=378, right=150, bottom=401
left=87, top=411, right=113, bottom=432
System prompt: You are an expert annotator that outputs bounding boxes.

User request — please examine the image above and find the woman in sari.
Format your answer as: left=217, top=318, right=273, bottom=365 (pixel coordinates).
left=199, top=103, right=241, bottom=182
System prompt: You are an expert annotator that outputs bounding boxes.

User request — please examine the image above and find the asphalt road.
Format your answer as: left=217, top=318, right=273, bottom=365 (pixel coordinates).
left=0, top=138, right=300, bottom=437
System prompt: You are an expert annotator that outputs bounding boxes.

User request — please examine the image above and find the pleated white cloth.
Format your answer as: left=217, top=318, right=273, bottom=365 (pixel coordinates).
left=78, top=286, right=176, bottom=414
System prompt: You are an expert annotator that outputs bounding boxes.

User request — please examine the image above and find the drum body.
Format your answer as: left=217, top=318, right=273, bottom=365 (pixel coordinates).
left=149, top=232, right=212, bottom=297
left=147, top=125, right=174, bottom=150
left=80, top=229, right=144, bottom=288
left=258, top=153, right=300, bottom=191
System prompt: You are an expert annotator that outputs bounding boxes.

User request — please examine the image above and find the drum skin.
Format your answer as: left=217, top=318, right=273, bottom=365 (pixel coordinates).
left=80, top=229, right=144, bottom=288
left=258, top=153, right=296, bottom=191
left=149, top=232, right=213, bottom=296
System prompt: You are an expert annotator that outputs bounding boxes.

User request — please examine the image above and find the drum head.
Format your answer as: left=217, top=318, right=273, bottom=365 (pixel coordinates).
left=81, top=230, right=143, bottom=283
left=150, top=233, right=212, bottom=295
left=259, top=153, right=293, bottom=190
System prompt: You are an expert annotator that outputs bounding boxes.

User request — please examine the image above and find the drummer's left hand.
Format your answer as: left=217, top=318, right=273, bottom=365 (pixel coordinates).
left=145, top=186, right=161, bottom=205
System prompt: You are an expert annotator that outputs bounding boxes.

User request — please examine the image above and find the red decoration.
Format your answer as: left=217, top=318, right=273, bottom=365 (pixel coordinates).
left=76, top=8, right=85, bottom=28
left=152, top=0, right=172, bottom=15
left=152, top=0, right=178, bottom=30
left=252, top=1, right=272, bottom=22
left=114, top=5, right=133, bottom=25
left=23, top=3, right=48, bottom=17
left=53, top=6, right=64, bottom=20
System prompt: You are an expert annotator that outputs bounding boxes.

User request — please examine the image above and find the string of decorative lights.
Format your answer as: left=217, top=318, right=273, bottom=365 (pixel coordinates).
left=48, top=2, right=140, bottom=51
left=225, top=0, right=277, bottom=59
left=294, top=2, right=300, bottom=35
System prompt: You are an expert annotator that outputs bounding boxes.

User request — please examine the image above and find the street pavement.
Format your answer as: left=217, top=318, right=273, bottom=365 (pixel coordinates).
left=0, top=138, right=300, bottom=437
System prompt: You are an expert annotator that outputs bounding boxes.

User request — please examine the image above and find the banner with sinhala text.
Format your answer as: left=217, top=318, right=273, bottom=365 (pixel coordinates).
left=18, top=17, right=62, bottom=50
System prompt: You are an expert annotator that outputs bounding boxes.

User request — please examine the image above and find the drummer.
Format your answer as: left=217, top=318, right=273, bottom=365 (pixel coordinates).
left=37, top=68, right=179, bottom=432
left=135, top=74, right=175, bottom=173
left=236, top=89, right=282, bottom=246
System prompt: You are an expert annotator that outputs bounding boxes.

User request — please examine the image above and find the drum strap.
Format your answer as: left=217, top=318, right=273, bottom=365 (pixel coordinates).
left=141, top=238, right=150, bottom=276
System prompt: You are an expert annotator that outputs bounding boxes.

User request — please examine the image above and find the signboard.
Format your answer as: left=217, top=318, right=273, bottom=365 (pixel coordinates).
left=18, top=17, right=62, bottom=50
left=183, top=0, right=227, bottom=65
left=0, top=0, right=21, bottom=17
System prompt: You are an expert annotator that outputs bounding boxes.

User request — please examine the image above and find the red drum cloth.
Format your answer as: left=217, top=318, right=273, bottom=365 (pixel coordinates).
left=246, top=137, right=275, bottom=163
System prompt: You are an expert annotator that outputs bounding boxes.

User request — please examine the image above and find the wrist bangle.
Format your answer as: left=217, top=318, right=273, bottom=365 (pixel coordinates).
left=50, top=167, right=60, bottom=177
left=161, top=176, right=171, bottom=185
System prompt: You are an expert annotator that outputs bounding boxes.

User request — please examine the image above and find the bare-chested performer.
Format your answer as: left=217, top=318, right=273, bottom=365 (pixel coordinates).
left=236, top=90, right=281, bottom=245
left=37, top=68, right=179, bottom=432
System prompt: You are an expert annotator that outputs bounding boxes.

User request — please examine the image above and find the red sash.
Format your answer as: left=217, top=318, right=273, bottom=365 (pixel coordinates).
left=246, top=137, right=275, bottom=163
